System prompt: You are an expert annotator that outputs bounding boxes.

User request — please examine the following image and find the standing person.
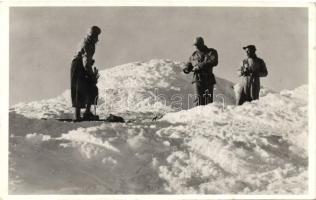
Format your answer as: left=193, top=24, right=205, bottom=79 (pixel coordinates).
left=183, top=36, right=218, bottom=106
left=236, top=45, right=268, bottom=105
left=71, top=26, right=101, bottom=120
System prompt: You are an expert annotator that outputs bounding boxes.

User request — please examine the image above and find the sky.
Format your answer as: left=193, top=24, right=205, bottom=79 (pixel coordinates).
left=9, top=7, right=308, bottom=105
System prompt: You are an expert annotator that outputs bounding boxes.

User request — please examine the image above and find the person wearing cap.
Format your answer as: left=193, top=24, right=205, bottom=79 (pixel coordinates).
left=183, top=37, right=218, bottom=106
left=236, top=45, right=268, bottom=105
left=71, top=26, right=101, bottom=120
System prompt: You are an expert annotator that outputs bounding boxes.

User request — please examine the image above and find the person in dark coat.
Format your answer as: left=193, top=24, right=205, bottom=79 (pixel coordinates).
left=71, top=26, right=101, bottom=120
left=236, top=45, right=268, bottom=105
left=183, top=37, right=218, bottom=106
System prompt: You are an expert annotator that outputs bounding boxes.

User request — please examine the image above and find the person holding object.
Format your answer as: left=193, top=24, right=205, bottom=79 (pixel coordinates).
left=183, top=36, right=218, bottom=106
left=236, top=45, right=268, bottom=105
left=71, top=26, right=101, bottom=120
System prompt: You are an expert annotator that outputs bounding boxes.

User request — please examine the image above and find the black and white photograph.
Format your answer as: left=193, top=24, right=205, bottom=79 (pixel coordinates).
left=1, top=1, right=315, bottom=198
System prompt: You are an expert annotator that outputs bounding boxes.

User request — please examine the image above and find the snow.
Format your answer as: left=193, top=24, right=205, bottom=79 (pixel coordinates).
left=11, top=59, right=236, bottom=119
left=9, top=59, right=308, bottom=194
left=25, top=133, right=51, bottom=143
left=156, top=84, right=308, bottom=194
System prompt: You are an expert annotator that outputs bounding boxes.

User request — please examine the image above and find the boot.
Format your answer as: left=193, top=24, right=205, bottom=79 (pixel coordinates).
left=83, top=111, right=99, bottom=121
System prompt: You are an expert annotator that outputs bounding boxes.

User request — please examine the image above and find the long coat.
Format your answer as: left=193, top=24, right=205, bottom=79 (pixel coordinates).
left=70, top=54, right=98, bottom=108
left=236, top=56, right=268, bottom=105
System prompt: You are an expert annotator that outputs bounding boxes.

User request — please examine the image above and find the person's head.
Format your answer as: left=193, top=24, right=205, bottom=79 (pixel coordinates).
left=88, top=26, right=101, bottom=44
left=243, top=45, right=256, bottom=58
left=193, top=37, right=205, bottom=51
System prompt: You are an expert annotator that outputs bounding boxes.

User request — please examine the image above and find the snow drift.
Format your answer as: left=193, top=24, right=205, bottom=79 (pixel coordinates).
left=9, top=60, right=308, bottom=194
left=11, top=59, right=236, bottom=120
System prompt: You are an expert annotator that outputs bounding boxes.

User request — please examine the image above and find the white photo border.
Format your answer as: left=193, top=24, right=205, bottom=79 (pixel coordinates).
left=0, top=1, right=315, bottom=200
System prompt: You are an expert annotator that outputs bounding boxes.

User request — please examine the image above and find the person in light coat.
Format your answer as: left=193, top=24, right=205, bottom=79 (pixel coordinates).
left=236, top=45, right=268, bottom=105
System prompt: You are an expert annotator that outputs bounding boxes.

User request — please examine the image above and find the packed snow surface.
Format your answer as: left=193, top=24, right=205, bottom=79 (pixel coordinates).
left=9, top=60, right=308, bottom=194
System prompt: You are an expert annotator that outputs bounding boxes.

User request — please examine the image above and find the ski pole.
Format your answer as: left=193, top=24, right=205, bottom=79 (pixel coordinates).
left=94, top=95, right=98, bottom=116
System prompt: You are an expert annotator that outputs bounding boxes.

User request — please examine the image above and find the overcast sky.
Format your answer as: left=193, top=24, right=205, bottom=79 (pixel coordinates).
left=9, top=7, right=308, bottom=105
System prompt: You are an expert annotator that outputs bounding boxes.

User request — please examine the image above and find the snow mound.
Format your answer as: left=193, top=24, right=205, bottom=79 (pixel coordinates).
left=158, top=85, right=308, bottom=193
left=10, top=121, right=170, bottom=194
left=11, top=59, right=235, bottom=119
left=9, top=84, right=308, bottom=194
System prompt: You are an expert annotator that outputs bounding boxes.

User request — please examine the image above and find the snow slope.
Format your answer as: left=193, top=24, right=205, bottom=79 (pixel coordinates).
left=11, top=59, right=236, bottom=120
left=159, top=85, right=308, bottom=194
left=9, top=60, right=308, bottom=194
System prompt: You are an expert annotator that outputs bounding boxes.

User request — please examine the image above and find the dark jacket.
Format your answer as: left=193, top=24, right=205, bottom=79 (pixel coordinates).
left=183, top=45, right=218, bottom=84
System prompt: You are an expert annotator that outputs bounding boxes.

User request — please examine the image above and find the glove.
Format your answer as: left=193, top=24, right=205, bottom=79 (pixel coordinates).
left=183, top=68, right=190, bottom=74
